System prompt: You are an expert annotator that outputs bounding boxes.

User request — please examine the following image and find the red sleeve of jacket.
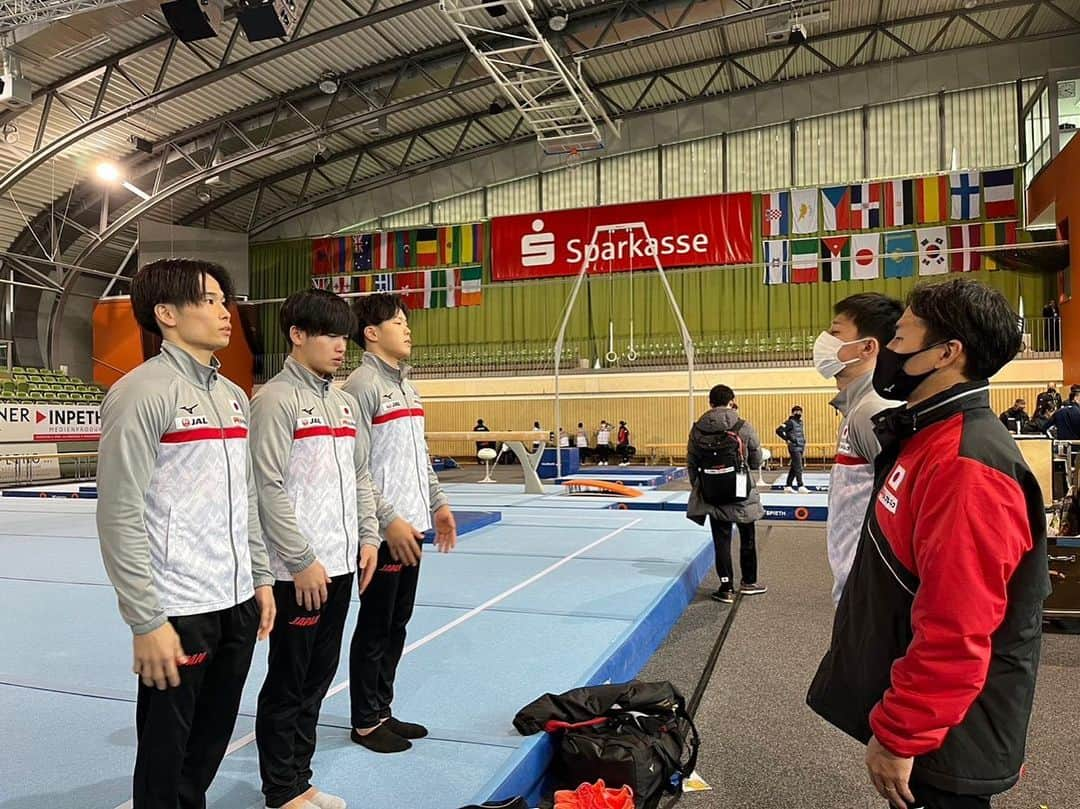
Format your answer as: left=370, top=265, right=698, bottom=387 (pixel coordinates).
left=869, top=457, right=1033, bottom=757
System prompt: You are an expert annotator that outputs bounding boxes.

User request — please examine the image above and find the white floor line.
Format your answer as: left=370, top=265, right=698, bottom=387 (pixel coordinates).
left=111, top=517, right=642, bottom=809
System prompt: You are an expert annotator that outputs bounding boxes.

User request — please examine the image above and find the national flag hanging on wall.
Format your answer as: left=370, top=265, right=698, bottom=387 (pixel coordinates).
left=791, top=239, right=819, bottom=283
left=373, top=273, right=394, bottom=292
left=328, top=238, right=352, bottom=275
left=821, top=186, right=849, bottom=232
left=330, top=274, right=353, bottom=294
left=790, top=189, right=818, bottom=235
left=442, top=223, right=483, bottom=265
left=352, top=234, right=373, bottom=271
left=763, top=240, right=789, bottom=285
left=916, top=176, right=948, bottom=224
left=882, top=179, right=915, bottom=227
left=423, top=269, right=448, bottom=308
left=356, top=275, right=375, bottom=293
left=982, top=220, right=1018, bottom=270
left=416, top=228, right=439, bottom=267
left=883, top=231, right=916, bottom=279
left=849, top=183, right=881, bottom=229
left=949, top=172, right=981, bottom=220
left=820, top=236, right=850, bottom=282
left=373, top=233, right=392, bottom=270
left=982, top=169, right=1017, bottom=219
left=397, top=271, right=425, bottom=309
left=312, top=275, right=331, bottom=290
left=917, top=227, right=948, bottom=275
left=459, top=265, right=483, bottom=306
left=762, top=192, right=789, bottom=237
left=850, top=233, right=880, bottom=280
left=949, top=224, right=982, bottom=272
left=312, top=238, right=332, bottom=276
left=394, top=231, right=413, bottom=268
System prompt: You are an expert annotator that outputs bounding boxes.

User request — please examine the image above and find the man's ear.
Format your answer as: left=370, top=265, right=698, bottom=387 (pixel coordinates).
left=363, top=324, right=379, bottom=345
left=154, top=302, right=178, bottom=330
left=937, top=339, right=966, bottom=372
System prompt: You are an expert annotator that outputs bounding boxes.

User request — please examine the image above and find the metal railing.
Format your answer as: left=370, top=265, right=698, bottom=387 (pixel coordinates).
left=253, top=318, right=1061, bottom=382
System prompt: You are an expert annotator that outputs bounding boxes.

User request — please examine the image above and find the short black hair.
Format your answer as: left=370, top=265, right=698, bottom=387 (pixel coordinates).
left=709, top=384, right=734, bottom=407
left=792, top=405, right=803, bottom=413
left=834, top=293, right=904, bottom=347
left=130, top=258, right=234, bottom=337
left=351, top=293, right=409, bottom=348
left=906, top=279, right=1021, bottom=380
left=279, top=288, right=357, bottom=345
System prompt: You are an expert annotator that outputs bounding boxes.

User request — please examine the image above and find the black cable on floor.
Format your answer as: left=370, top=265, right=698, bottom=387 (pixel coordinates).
left=686, top=592, right=742, bottom=720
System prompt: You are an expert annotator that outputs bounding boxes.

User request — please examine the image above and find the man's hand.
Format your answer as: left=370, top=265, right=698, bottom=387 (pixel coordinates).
left=866, top=735, right=915, bottom=808
left=433, top=505, right=457, bottom=553
left=385, top=517, right=423, bottom=565
left=358, top=544, right=378, bottom=595
left=293, top=559, right=331, bottom=611
left=133, top=622, right=187, bottom=690
left=254, top=585, right=276, bottom=641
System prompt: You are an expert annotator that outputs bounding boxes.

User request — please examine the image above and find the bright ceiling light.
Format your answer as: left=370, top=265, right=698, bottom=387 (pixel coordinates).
left=318, top=72, right=339, bottom=95
left=96, top=162, right=120, bottom=183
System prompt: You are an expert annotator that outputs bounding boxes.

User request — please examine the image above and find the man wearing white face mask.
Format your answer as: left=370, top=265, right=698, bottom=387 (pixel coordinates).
left=814, top=293, right=903, bottom=605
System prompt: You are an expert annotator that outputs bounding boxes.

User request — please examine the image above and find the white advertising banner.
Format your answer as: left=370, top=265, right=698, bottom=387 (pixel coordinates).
left=0, top=442, right=61, bottom=483
left=0, top=404, right=101, bottom=443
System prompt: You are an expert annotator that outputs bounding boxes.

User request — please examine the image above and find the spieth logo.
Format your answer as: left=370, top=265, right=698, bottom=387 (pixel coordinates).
left=521, top=219, right=556, bottom=267
left=519, top=218, right=711, bottom=268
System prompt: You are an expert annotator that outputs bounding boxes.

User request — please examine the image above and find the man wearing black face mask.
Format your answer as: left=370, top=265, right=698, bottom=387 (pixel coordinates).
left=807, top=279, right=1048, bottom=809
left=775, top=406, right=807, bottom=492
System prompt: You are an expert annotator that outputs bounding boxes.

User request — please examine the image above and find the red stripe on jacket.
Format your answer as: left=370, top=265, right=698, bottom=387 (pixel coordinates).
left=161, top=426, right=248, bottom=443
left=293, top=425, right=358, bottom=440
left=372, top=408, right=424, bottom=425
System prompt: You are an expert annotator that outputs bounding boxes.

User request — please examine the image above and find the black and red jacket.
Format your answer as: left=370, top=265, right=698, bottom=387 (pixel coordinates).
left=807, top=380, right=1049, bottom=795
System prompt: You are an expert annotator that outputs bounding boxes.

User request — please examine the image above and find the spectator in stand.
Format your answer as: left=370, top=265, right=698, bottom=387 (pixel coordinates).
left=1043, top=299, right=1060, bottom=351
left=558, top=428, right=570, bottom=448
left=615, top=421, right=634, bottom=466
left=474, top=418, right=495, bottom=461
left=1036, top=382, right=1062, bottom=413
left=1050, top=386, right=1080, bottom=440
left=999, top=399, right=1030, bottom=435
left=595, top=420, right=612, bottom=466
left=532, top=421, right=544, bottom=450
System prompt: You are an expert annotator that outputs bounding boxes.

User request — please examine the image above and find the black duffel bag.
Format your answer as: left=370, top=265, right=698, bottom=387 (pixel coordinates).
left=514, top=681, right=700, bottom=809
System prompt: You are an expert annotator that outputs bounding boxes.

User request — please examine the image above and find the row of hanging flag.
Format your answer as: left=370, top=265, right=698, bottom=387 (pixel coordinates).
left=312, top=266, right=484, bottom=308
left=311, top=223, right=485, bottom=275
left=763, top=221, right=1021, bottom=285
left=761, top=169, right=1017, bottom=236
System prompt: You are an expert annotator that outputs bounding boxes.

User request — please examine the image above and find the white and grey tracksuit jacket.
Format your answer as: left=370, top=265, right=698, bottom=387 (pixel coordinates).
left=96, top=342, right=274, bottom=635
left=826, top=371, right=899, bottom=605
left=250, top=357, right=380, bottom=582
left=342, top=353, right=447, bottom=535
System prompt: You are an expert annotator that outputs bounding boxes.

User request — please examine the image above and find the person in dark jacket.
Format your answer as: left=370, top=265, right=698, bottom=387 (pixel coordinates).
left=687, top=384, right=766, bottom=604
left=775, top=405, right=807, bottom=492
left=1035, top=382, right=1061, bottom=413
left=807, top=279, right=1048, bottom=809
left=1050, top=389, right=1080, bottom=440
left=1023, top=403, right=1054, bottom=436
left=998, top=398, right=1029, bottom=434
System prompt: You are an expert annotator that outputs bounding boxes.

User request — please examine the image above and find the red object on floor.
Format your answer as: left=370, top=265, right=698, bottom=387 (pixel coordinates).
left=553, top=779, right=635, bottom=809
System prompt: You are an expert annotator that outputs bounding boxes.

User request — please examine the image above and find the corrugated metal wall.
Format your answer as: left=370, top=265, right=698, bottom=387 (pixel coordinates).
left=542, top=163, right=598, bottom=210
left=794, top=109, right=863, bottom=186
left=433, top=189, right=485, bottom=223
left=661, top=135, right=724, bottom=198
left=600, top=149, right=659, bottom=204
left=944, top=84, right=1017, bottom=170
left=368, top=84, right=1020, bottom=224
left=380, top=204, right=431, bottom=229
left=487, top=176, right=540, bottom=216
left=726, top=124, right=791, bottom=192
left=866, top=95, right=940, bottom=178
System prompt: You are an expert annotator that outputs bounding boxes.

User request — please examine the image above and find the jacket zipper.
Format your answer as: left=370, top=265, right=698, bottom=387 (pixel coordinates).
left=208, top=395, right=240, bottom=604
left=319, top=394, right=353, bottom=572
left=865, top=519, right=915, bottom=598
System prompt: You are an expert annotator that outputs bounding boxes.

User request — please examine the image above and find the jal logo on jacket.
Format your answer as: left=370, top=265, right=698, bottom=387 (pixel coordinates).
left=175, top=415, right=209, bottom=430
left=877, top=464, right=906, bottom=514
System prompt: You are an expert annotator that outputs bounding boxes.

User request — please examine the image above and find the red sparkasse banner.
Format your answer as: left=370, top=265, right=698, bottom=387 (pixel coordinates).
left=490, top=193, right=753, bottom=281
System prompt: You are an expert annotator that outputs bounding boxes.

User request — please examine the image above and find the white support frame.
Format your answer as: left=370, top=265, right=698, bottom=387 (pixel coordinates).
left=437, top=0, right=618, bottom=154
left=553, top=221, right=695, bottom=477
left=0, top=0, right=133, bottom=30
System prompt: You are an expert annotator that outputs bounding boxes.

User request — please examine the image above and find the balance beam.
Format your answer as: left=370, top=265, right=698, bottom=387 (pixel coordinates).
left=425, top=431, right=548, bottom=494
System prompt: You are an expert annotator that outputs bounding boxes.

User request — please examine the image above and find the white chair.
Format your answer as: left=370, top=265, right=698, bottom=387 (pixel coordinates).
left=478, top=447, right=498, bottom=483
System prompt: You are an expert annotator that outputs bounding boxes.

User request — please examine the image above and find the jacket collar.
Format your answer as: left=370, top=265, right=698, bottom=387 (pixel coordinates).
left=362, top=350, right=411, bottom=384
left=829, top=370, right=875, bottom=416
left=873, top=379, right=990, bottom=447
left=159, top=341, right=220, bottom=390
left=282, top=356, right=331, bottom=397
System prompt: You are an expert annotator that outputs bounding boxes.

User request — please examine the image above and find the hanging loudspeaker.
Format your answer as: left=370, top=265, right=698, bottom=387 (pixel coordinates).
left=160, top=0, right=224, bottom=42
